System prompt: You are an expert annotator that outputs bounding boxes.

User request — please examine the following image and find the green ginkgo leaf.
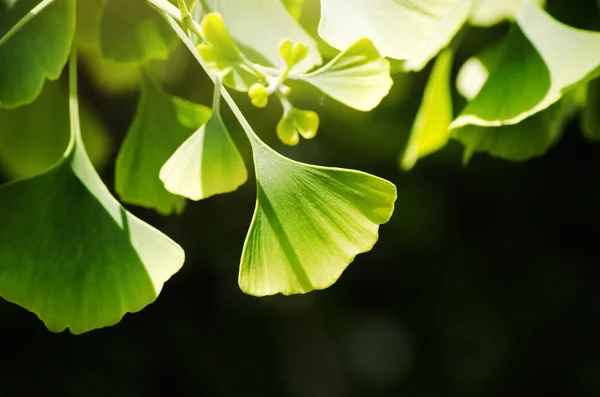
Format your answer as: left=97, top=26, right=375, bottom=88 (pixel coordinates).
left=159, top=84, right=248, bottom=201
left=204, top=0, right=321, bottom=72
left=100, top=0, right=177, bottom=63
left=318, top=0, right=459, bottom=60
left=401, top=49, right=454, bottom=170
left=452, top=100, right=570, bottom=162
left=0, top=56, right=184, bottom=334
left=296, top=38, right=393, bottom=112
left=76, top=0, right=105, bottom=51
left=197, top=12, right=260, bottom=92
left=115, top=73, right=212, bottom=215
left=452, top=1, right=600, bottom=128
left=239, top=135, right=397, bottom=296
left=0, top=78, right=111, bottom=180
left=582, top=78, right=600, bottom=142
left=0, top=0, right=76, bottom=108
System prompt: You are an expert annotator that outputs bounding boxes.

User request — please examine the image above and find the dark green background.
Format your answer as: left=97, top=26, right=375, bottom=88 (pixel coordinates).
left=1, top=1, right=599, bottom=396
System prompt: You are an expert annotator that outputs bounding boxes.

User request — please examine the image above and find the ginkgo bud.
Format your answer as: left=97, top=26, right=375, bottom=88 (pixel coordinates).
left=248, top=83, right=269, bottom=108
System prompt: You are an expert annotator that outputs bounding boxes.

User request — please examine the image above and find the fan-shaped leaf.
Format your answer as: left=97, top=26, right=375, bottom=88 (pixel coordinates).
left=115, top=73, right=211, bottom=215
left=239, top=135, right=396, bottom=296
left=297, top=38, right=393, bottom=111
left=0, top=0, right=75, bottom=108
left=452, top=1, right=600, bottom=128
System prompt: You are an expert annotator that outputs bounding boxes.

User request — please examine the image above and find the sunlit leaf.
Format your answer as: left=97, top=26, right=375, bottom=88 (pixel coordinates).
left=0, top=63, right=184, bottom=334
left=115, top=73, right=211, bottom=215
left=456, top=39, right=504, bottom=100
left=0, top=79, right=111, bottom=180
left=159, top=85, right=248, bottom=201
left=197, top=12, right=260, bottom=92
left=0, top=0, right=75, bottom=108
left=582, top=78, right=600, bottom=142
left=318, top=0, right=459, bottom=60
left=239, top=135, right=397, bottom=296
left=403, top=1, right=471, bottom=72
left=452, top=1, right=600, bottom=128
left=100, top=0, right=177, bottom=63
left=401, top=49, right=454, bottom=170
left=204, top=0, right=321, bottom=72
left=297, top=38, right=393, bottom=111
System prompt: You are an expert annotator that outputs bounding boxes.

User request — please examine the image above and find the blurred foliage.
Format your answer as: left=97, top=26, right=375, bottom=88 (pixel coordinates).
left=0, top=0, right=599, bottom=395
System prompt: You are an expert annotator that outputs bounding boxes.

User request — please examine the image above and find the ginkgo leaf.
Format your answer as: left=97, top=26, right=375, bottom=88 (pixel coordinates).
left=115, top=73, right=211, bottom=215
left=401, top=49, right=454, bottom=170
left=403, top=1, right=471, bottom=72
left=452, top=1, right=600, bottom=129
left=452, top=101, right=571, bottom=162
left=239, top=135, right=397, bottom=296
left=0, top=78, right=111, bottom=180
left=296, top=38, right=393, bottom=112
left=197, top=12, right=260, bottom=92
left=582, top=78, right=600, bottom=142
left=100, top=0, right=177, bottom=63
left=0, top=57, right=184, bottom=334
left=159, top=85, right=248, bottom=201
left=318, top=0, right=459, bottom=60
left=0, top=0, right=76, bottom=108
left=203, top=0, right=321, bottom=72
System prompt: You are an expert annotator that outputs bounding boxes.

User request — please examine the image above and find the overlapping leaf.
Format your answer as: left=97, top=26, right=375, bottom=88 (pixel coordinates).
left=115, top=73, right=212, bottom=214
left=0, top=0, right=76, bottom=108
left=452, top=1, right=600, bottom=128
left=296, top=38, right=393, bottom=111
left=159, top=85, right=248, bottom=201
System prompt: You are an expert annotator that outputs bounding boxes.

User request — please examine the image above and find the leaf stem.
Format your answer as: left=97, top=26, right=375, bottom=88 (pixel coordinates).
left=150, top=2, right=268, bottom=148
left=66, top=45, right=79, bottom=155
left=0, top=0, right=56, bottom=48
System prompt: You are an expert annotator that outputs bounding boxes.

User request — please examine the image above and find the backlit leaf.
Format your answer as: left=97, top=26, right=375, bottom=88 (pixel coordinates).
left=401, top=49, right=454, bottom=170
left=318, top=0, right=459, bottom=60
left=452, top=1, right=600, bottom=128
left=297, top=38, right=393, bottom=111
left=0, top=0, right=76, bottom=108
left=115, top=73, right=211, bottom=215
left=159, top=85, right=248, bottom=201
left=0, top=60, right=184, bottom=333
left=239, top=135, right=397, bottom=296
